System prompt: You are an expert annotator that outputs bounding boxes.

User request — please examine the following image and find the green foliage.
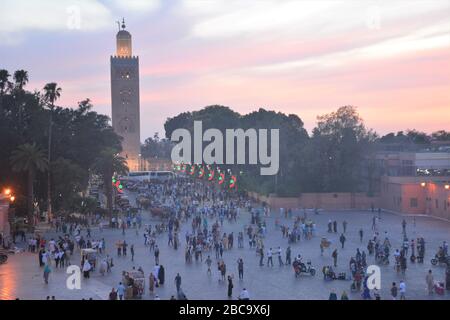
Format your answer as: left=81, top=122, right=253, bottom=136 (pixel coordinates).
left=0, top=69, right=123, bottom=218
left=141, top=132, right=173, bottom=159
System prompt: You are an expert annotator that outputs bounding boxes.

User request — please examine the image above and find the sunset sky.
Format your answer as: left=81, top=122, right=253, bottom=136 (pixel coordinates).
left=1, top=0, right=449, bottom=140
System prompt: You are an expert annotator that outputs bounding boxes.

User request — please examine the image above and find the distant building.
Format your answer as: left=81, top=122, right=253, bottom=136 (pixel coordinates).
left=380, top=176, right=450, bottom=219
left=110, top=19, right=141, bottom=171
left=375, top=151, right=450, bottom=177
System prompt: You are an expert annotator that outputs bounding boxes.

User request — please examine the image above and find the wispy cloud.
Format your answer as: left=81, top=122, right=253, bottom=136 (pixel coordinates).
left=0, top=0, right=161, bottom=45
left=1, top=0, right=449, bottom=138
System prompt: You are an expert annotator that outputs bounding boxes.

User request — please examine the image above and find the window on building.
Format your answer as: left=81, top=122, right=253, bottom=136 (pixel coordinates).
left=410, top=198, right=418, bottom=208
left=435, top=199, right=439, bottom=209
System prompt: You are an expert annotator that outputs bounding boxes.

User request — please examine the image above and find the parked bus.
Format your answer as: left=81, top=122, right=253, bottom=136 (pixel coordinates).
left=119, top=171, right=175, bottom=183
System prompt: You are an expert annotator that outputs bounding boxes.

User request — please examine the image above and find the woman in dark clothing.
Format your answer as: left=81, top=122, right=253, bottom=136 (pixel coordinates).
left=227, top=275, right=233, bottom=298
left=38, top=249, right=44, bottom=267
left=158, top=265, right=165, bottom=285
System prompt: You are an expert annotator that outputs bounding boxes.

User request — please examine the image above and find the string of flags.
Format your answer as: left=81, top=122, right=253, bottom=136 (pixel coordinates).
left=173, top=162, right=238, bottom=189
left=112, top=177, right=124, bottom=193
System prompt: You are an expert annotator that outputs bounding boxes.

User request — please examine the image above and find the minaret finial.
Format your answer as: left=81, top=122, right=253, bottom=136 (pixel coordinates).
left=116, top=20, right=121, bottom=31
left=121, top=18, right=126, bottom=30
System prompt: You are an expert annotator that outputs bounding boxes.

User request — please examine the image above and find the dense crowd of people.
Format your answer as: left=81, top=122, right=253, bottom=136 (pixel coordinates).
left=5, top=176, right=450, bottom=300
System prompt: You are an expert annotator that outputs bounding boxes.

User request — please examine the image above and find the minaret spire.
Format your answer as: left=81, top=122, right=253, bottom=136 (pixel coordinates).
left=121, top=18, right=126, bottom=30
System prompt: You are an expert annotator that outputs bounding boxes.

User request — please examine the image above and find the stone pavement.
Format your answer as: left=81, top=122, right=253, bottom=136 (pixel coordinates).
left=1, top=199, right=450, bottom=300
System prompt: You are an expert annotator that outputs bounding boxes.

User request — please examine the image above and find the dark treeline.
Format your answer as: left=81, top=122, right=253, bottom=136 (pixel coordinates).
left=161, top=105, right=449, bottom=197
left=0, top=69, right=127, bottom=228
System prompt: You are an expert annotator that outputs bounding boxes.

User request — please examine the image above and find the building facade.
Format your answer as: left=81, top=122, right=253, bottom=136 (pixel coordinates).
left=110, top=20, right=141, bottom=171
left=380, top=176, right=450, bottom=219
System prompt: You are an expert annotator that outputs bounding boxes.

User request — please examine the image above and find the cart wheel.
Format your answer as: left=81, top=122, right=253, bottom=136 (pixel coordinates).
left=310, top=269, right=316, bottom=276
left=431, top=259, right=437, bottom=266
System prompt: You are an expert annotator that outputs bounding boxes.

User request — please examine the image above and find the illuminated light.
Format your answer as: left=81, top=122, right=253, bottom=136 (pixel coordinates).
left=4, top=188, right=11, bottom=196
left=10, top=196, right=15, bottom=202
left=420, top=182, right=426, bottom=187
left=112, top=178, right=117, bottom=184
left=118, top=184, right=123, bottom=189
left=445, top=184, right=450, bottom=190
left=198, top=168, right=205, bottom=178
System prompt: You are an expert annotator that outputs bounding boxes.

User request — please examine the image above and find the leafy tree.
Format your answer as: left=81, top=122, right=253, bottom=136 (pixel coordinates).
left=310, top=106, right=377, bottom=192
left=43, top=82, right=61, bottom=221
left=93, top=148, right=128, bottom=217
left=1, top=70, right=124, bottom=223
left=432, top=130, right=450, bottom=141
left=10, top=143, right=48, bottom=229
left=141, top=132, right=173, bottom=159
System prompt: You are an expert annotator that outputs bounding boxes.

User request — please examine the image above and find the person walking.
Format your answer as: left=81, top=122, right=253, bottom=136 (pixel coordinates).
left=277, top=247, right=284, bottom=266
left=426, top=270, right=434, bottom=295
left=175, top=273, right=182, bottom=292
left=130, top=244, right=134, bottom=262
left=82, top=259, right=91, bottom=279
left=391, top=282, right=398, bottom=300
left=237, top=258, right=244, bottom=280
left=267, top=248, right=273, bottom=267
left=117, top=282, right=125, bottom=300
left=109, top=288, right=118, bottom=300
left=158, top=265, right=165, bottom=285
left=285, top=246, right=291, bottom=265
left=122, top=240, right=128, bottom=256
left=339, top=234, right=346, bottom=249
left=149, top=273, right=155, bottom=296
left=43, top=264, right=51, bottom=284
left=227, top=275, right=234, bottom=299
left=399, top=280, right=406, bottom=300
left=359, top=229, right=364, bottom=243
left=206, top=255, right=212, bottom=275
left=154, top=245, right=160, bottom=265
left=259, top=247, right=264, bottom=266
left=332, top=249, right=338, bottom=267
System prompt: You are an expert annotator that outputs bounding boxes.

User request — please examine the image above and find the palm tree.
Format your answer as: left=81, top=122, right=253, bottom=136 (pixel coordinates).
left=0, top=69, right=11, bottom=95
left=10, top=143, right=48, bottom=230
left=0, top=69, right=11, bottom=114
left=12, top=70, right=29, bottom=141
left=13, top=70, right=29, bottom=91
left=93, top=148, right=128, bottom=218
left=43, top=82, right=62, bottom=222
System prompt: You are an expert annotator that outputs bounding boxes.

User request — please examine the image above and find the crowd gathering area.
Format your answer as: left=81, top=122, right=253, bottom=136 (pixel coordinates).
left=2, top=176, right=450, bottom=300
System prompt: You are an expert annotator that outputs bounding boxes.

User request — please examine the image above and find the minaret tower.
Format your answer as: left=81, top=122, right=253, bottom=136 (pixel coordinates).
left=110, top=19, right=141, bottom=171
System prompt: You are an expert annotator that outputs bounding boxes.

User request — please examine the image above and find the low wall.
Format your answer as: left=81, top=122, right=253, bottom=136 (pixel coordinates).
left=248, top=192, right=380, bottom=211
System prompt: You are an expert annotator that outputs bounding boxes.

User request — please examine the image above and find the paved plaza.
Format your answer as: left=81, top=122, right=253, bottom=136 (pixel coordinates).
left=1, top=192, right=450, bottom=300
